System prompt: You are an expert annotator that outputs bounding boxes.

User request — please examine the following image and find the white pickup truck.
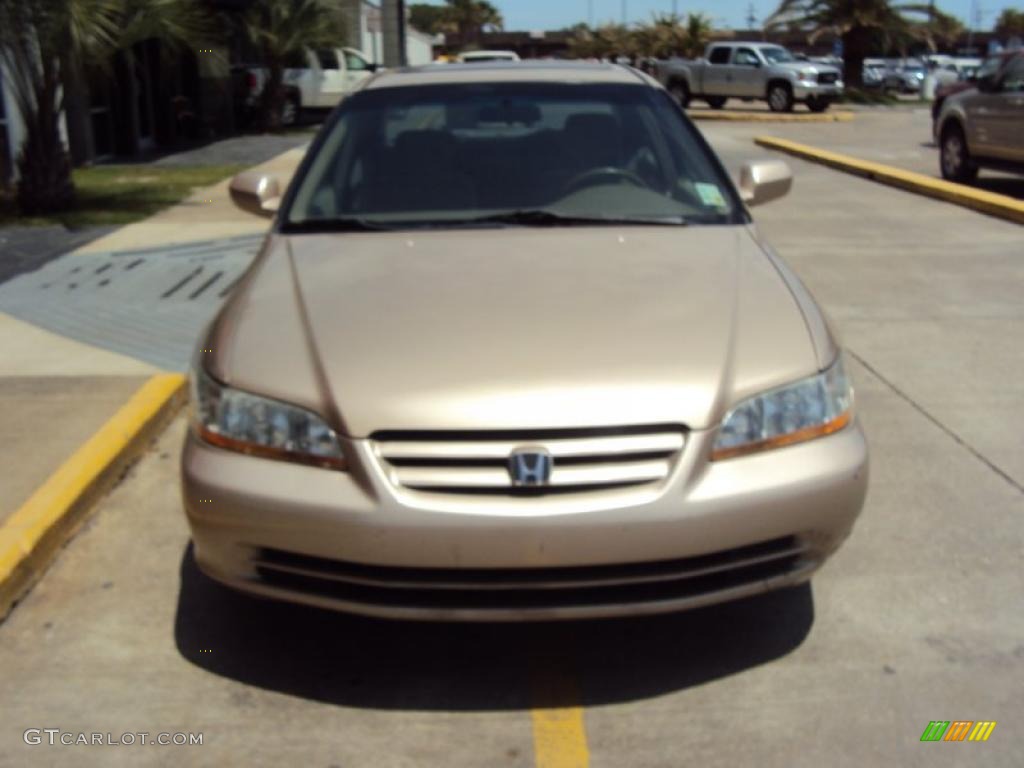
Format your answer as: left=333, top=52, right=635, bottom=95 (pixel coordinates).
left=244, top=47, right=377, bottom=125
left=653, top=42, right=844, bottom=113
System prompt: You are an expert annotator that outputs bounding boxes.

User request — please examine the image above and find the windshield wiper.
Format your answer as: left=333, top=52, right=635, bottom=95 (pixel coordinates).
left=282, top=217, right=397, bottom=233
left=461, top=209, right=689, bottom=227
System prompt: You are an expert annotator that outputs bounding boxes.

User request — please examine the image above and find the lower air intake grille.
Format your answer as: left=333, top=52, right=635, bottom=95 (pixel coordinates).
left=252, top=536, right=807, bottom=611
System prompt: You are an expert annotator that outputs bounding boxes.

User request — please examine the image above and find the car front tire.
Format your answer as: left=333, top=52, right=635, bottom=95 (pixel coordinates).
left=806, top=96, right=831, bottom=113
left=940, top=123, right=978, bottom=183
left=281, top=93, right=300, bottom=127
left=767, top=83, right=794, bottom=113
left=669, top=81, right=691, bottom=109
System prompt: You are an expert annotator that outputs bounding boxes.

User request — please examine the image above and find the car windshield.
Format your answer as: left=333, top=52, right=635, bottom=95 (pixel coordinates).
left=761, top=47, right=796, bottom=64
left=284, top=82, right=741, bottom=230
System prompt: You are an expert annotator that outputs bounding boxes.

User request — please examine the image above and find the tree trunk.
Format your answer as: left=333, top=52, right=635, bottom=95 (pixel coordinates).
left=61, top=53, right=94, bottom=167
left=16, top=63, right=75, bottom=215
left=259, top=55, right=285, bottom=132
left=842, top=26, right=872, bottom=89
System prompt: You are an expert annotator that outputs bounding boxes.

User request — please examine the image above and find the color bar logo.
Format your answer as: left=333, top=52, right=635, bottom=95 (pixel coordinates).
left=920, top=721, right=997, bottom=742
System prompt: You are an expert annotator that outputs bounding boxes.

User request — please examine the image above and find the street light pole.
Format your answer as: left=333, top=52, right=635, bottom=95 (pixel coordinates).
left=397, top=0, right=407, bottom=66
left=967, top=0, right=976, bottom=52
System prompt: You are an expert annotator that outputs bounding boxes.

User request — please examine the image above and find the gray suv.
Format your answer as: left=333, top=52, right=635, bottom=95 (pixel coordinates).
left=937, top=51, right=1024, bottom=183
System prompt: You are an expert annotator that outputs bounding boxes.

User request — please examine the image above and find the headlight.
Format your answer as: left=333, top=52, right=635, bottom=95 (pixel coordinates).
left=711, top=356, right=852, bottom=461
left=799, top=70, right=817, bottom=81
left=190, top=366, right=346, bottom=470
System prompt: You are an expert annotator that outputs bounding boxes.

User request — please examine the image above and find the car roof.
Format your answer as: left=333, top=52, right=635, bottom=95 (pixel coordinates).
left=364, top=61, right=651, bottom=90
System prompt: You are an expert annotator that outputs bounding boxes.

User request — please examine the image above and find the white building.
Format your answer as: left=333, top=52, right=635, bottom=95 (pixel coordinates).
left=342, top=0, right=438, bottom=67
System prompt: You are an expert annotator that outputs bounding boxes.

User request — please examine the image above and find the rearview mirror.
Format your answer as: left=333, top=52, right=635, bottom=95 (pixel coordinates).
left=229, top=171, right=281, bottom=218
left=738, top=160, right=792, bottom=206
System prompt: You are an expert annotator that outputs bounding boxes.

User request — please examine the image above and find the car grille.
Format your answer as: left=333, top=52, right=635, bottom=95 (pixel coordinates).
left=370, top=426, right=686, bottom=495
left=817, top=72, right=839, bottom=85
left=252, top=536, right=808, bottom=611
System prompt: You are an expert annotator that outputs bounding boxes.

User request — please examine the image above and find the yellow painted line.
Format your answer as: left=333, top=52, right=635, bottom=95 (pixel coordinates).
left=530, top=662, right=590, bottom=768
left=0, top=373, right=186, bottom=619
left=532, top=706, right=589, bottom=768
left=689, top=110, right=854, bottom=123
left=754, top=135, right=1024, bottom=225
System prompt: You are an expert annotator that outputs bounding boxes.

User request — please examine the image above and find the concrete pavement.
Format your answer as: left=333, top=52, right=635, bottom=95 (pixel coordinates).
left=74, top=146, right=305, bottom=255
left=0, top=118, right=1020, bottom=766
left=707, top=106, right=1024, bottom=199
left=0, top=142, right=303, bottom=579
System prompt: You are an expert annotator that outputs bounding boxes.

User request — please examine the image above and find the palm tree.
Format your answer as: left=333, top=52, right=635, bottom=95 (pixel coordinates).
left=680, top=13, right=713, bottom=58
left=0, top=0, right=212, bottom=215
left=568, top=23, right=639, bottom=61
left=994, top=9, right=1024, bottom=39
left=916, top=8, right=964, bottom=52
left=766, top=0, right=941, bottom=88
left=442, top=0, right=504, bottom=49
left=241, top=0, right=348, bottom=132
left=409, top=3, right=448, bottom=35
left=628, top=13, right=712, bottom=61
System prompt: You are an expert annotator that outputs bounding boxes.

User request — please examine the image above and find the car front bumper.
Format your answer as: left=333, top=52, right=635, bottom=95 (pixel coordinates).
left=181, top=421, right=869, bottom=621
left=793, top=82, right=844, bottom=101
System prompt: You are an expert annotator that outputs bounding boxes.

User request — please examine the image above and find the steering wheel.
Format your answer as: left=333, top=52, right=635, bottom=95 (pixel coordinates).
left=562, top=166, right=649, bottom=196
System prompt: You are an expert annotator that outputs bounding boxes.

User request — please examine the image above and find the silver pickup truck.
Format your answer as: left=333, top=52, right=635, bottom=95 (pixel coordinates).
left=653, top=42, right=844, bottom=113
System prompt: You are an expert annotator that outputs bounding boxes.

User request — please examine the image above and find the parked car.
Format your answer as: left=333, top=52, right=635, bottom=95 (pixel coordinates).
left=936, top=50, right=1024, bottom=182
left=457, top=50, right=520, bottom=63
left=186, top=61, right=869, bottom=621
left=653, top=42, right=844, bottom=112
left=932, top=51, right=1019, bottom=138
left=883, top=61, right=926, bottom=93
left=862, top=64, right=886, bottom=89
left=244, top=47, right=377, bottom=126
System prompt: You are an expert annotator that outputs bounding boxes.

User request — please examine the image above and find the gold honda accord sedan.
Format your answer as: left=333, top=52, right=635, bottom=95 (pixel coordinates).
left=181, top=62, right=868, bottom=621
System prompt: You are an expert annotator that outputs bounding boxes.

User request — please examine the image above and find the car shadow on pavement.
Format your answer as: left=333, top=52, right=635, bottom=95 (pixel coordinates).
left=174, top=545, right=814, bottom=711
left=971, top=177, right=1024, bottom=200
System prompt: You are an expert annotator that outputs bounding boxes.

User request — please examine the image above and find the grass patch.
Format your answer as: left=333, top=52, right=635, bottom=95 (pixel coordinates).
left=0, top=163, right=246, bottom=230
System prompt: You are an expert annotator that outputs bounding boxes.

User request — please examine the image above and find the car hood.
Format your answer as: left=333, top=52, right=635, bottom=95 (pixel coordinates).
left=776, top=61, right=841, bottom=77
left=210, top=227, right=823, bottom=437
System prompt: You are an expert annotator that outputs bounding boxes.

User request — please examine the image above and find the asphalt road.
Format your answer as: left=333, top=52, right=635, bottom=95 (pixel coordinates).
left=706, top=104, right=1024, bottom=200
left=0, top=120, right=1021, bottom=767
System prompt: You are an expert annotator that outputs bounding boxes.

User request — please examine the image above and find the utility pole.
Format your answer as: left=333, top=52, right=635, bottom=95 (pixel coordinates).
left=967, top=0, right=982, bottom=53
left=672, top=0, right=678, bottom=18
left=621, top=0, right=627, bottom=25
left=746, top=3, right=757, bottom=30
left=587, top=0, right=594, bottom=27
left=381, top=0, right=407, bottom=67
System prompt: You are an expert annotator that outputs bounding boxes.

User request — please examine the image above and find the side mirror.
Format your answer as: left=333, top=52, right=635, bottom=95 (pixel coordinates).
left=738, top=160, right=792, bottom=207
left=229, top=171, right=281, bottom=218
left=365, top=62, right=379, bottom=73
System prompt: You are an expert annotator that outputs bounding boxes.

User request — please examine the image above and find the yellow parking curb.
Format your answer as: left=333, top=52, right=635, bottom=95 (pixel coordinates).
left=754, top=136, right=1024, bottom=225
left=0, top=373, right=187, bottom=620
left=689, top=110, right=854, bottom=123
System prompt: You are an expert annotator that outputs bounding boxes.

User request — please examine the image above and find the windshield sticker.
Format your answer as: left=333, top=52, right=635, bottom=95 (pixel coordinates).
left=695, top=183, right=727, bottom=209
